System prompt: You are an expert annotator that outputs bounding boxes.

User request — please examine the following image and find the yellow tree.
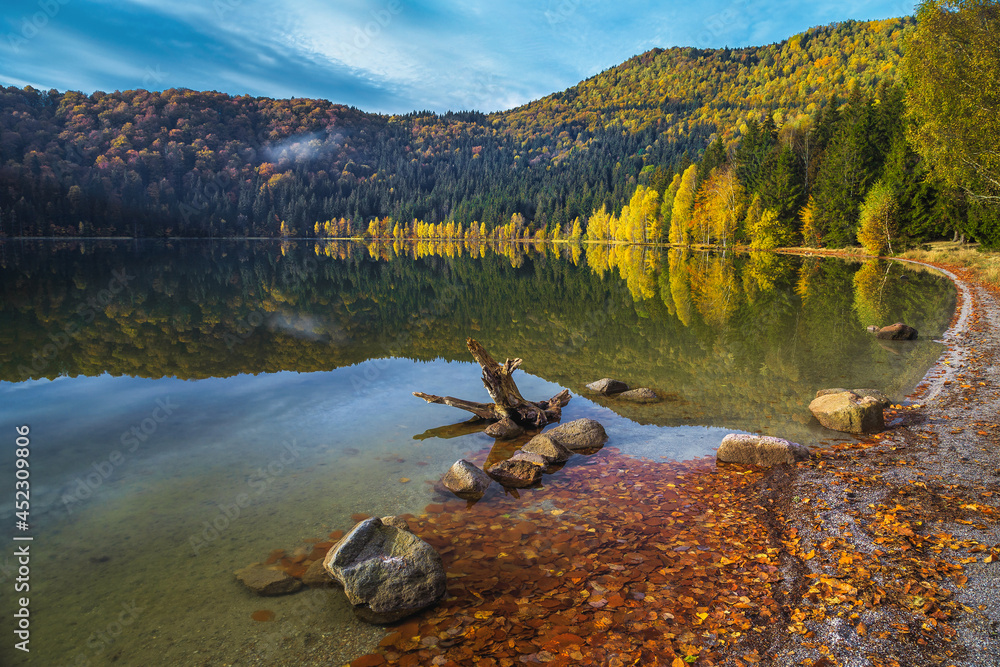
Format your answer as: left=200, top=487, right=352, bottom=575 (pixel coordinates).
left=660, top=173, right=682, bottom=234
left=744, top=195, right=790, bottom=250
left=690, top=168, right=744, bottom=246
left=614, top=204, right=631, bottom=243
left=586, top=204, right=612, bottom=242
left=711, top=167, right=746, bottom=247
left=670, top=165, right=698, bottom=245
left=857, top=181, right=899, bottom=255
left=626, top=185, right=662, bottom=244
left=800, top=197, right=821, bottom=247
left=904, top=0, right=1000, bottom=207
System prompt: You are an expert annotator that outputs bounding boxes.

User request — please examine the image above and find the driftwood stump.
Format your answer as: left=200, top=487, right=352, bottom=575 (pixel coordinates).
left=413, top=338, right=570, bottom=429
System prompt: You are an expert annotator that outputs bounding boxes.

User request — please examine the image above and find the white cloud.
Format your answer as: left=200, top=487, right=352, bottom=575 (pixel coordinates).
left=3, top=0, right=917, bottom=113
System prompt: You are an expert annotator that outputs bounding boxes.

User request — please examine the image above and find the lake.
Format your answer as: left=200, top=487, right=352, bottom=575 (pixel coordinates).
left=0, top=239, right=955, bottom=666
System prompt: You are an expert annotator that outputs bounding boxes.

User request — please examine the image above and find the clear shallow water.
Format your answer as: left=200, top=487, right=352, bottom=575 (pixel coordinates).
left=0, top=240, right=955, bottom=666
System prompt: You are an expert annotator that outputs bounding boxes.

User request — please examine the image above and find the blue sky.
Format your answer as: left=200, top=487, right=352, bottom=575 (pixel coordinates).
left=1, top=0, right=915, bottom=114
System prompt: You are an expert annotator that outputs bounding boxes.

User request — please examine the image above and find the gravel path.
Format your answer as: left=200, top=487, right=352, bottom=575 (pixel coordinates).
left=750, top=263, right=1000, bottom=666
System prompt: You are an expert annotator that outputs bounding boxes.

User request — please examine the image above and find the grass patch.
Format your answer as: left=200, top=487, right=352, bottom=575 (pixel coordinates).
left=900, top=242, right=1000, bottom=288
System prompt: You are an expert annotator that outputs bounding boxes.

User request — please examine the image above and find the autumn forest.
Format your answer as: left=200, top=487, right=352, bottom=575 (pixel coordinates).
left=1, top=3, right=997, bottom=250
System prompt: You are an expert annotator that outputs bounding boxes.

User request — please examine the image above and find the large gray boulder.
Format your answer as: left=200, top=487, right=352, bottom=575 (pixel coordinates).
left=618, top=388, right=659, bottom=403
left=323, top=517, right=446, bottom=624
left=815, top=388, right=891, bottom=408
left=809, top=391, right=885, bottom=434
left=521, top=434, right=573, bottom=463
left=543, top=418, right=608, bottom=452
left=717, top=434, right=810, bottom=466
left=442, top=460, right=493, bottom=501
left=585, top=378, right=629, bottom=395
left=875, top=322, right=918, bottom=340
left=234, top=564, right=303, bottom=596
left=486, top=459, right=542, bottom=488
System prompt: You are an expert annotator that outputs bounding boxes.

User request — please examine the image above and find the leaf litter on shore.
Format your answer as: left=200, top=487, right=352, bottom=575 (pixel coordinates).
left=255, top=435, right=997, bottom=667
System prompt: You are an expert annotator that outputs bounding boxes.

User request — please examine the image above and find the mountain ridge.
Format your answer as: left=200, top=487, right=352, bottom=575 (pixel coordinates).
left=0, top=17, right=914, bottom=238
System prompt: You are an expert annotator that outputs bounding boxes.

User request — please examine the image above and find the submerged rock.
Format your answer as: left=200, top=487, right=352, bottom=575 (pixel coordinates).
left=585, top=378, right=629, bottom=395
left=379, top=515, right=412, bottom=532
left=442, top=460, right=493, bottom=501
left=235, top=564, right=304, bottom=596
left=301, top=558, right=335, bottom=588
left=508, top=450, right=549, bottom=468
left=543, top=418, right=608, bottom=452
left=815, top=387, right=891, bottom=408
left=875, top=322, right=918, bottom=340
left=486, top=459, right=543, bottom=488
left=809, top=391, right=885, bottom=434
left=618, top=388, right=659, bottom=403
left=323, top=517, right=446, bottom=624
left=522, top=434, right=573, bottom=463
left=484, top=417, right=524, bottom=440
left=717, top=434, right=810, bottom=466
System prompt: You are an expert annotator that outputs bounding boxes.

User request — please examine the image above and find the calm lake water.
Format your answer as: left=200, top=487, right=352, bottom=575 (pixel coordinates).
left=0, top=240, right=954, bottom=666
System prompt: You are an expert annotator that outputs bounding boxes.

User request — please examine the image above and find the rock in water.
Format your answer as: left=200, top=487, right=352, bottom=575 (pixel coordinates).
left=301, top=559, right=335, bottom=588
left=521, top=434, right=573, bottom=463
left=235, top=564, right=304, bottom=596
left=809, top=391, right=885, bottom=434
left=875, top=322, right=918, bottom=340
left=509, top=451, right=550, bottom=469
left=442, top=460, right=493, bottom=501
left=815, top=387, right=891, bottom=408
left=486, top=459, right=542, bottom=487
left=323, top=517, right=446, bottom=624
left=484, top=416, right=524, bottom=439
left=717, top=434, right=811, bottom=466
left=618, top=388, right=659, bottom=403
left=543, top=418, right=608, bottom=452
left=585, top=378, right=629, bottom=395
left=379, top=515, right=412, bottom=532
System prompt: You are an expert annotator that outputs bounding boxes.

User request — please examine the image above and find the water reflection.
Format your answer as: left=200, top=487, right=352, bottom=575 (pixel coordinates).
left=0, top=240, right=954, bottom=439
left=0, top=239, right=957, bottom=667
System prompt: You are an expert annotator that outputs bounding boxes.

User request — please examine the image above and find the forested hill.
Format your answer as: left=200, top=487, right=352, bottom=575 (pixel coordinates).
left=0, top=18, right=913, bottom=238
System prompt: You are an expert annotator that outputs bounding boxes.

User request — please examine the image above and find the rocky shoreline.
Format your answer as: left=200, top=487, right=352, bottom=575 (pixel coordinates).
left=739, top=261, right=1000, bottom=667
left=229, top=258, right=997, bottom=667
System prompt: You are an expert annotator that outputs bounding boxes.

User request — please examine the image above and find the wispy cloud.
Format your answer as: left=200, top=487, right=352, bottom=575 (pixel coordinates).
left=0, top=0, right=915, bottom=114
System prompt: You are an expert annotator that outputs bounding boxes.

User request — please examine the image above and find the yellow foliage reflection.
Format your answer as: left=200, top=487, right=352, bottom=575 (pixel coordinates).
left=311, top=239, right=880, bottom=333
left=853, top=259, right=891, bottom=327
